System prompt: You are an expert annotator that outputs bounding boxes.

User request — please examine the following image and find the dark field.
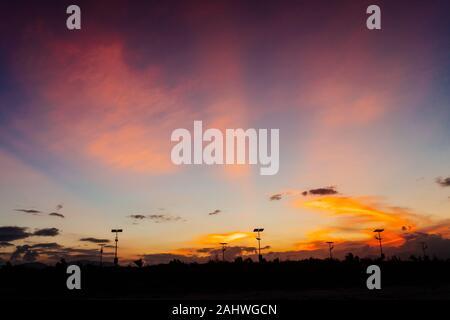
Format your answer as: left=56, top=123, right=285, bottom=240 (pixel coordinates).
left=1, top=258, right=450, bottom=300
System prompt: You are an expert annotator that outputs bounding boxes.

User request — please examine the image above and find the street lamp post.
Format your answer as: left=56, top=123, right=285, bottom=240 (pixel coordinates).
left=253, top=228, right=264, bottom=262
left=420, top=241, right=428, bottom=259
left=373, top=229, right=384, bottom=259
left=99, top=244, right=105, bottom=267
left=111, top=229, right=123, bottom=266
left=326, top=241, right=334, bottom=260
left=220, top=242, right=227, bottom=261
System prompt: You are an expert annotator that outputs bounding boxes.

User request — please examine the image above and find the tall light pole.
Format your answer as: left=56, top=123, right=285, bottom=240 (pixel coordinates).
left=420, top=241, right=428, bottom=259
left=326, top=241, right=334, bottom=260
left=220, top=242, right=227, bottom=261
left=373, top=229, right=384, bottom=259
left=99, top=244, right=105, bottom=267
left=253, top=228, right=264, bottom=262
left=111, top=229, right=123, bottom=266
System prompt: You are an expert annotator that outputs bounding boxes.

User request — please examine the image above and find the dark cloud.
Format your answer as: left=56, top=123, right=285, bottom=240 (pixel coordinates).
left=128, top=214, right=146, bottom=220
left=46, top=246, right=113, bottom=260
left=129, top=214, right=184, bottom=223
left=49, top=212, right=65, bottom=218
left=270, top=187, right=339, bottom=201
left=0, top=226, right=59, bottom=243
left=23, top=249, right=39, bottom=262
left=15, top=244, right=114, bottom=264
left=436, top=177, right=450, bottom=187
left=198, top=246, right=259, bottom=258
left=0, top=226, right=30, bottom=241
left=30, top=242, right=62, bottom=249
left=394, top=232, right=450, bottom=259
left=10, top=245, right=44, bottom=262
left=208, top=209, right=221, bottom=216
left=80, top=237, right=110, bottom=244
left=33, top=228, right=59, bottom=237
left=7, top=242, right=108, bottom=264
left=148, top=214, right=183, bottom=223
left=0, top=241, right=14, bottom=248
left=15, top=205, right=64, bottom=218
left=306, top=186, right=338, bottom=196
left=14, top=209, right=41, bottom=214
left=269, top=194, right=282, bottom=201
left=61, top=247, right=107, bottom=255
left=2, top=239, right=117, bottom=264
left=144, top=246, right=268, bottom=264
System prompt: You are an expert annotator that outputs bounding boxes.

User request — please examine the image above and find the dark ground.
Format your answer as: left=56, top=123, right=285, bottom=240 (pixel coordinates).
left=1, top=257, right=450, bottom=300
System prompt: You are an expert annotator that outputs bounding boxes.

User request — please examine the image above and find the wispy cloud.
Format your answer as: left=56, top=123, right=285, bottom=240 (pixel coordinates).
left=270, top=186, right=339, bottom=201
left=147, top=214, right=183, bottom=223
left=14, top=209, right=41, bottom=215
left=15, top=205, right=65, bottom=218
left=128, top=214, right=184, bottom=223
left=306, top=186, right=338, bottom=196
left=80, top=237, right=110, bottom=244
left=436, top=176, right=450, bottom=187
left=128, top=214, right=146, bottom=220
left=208, top=209, right=221, bottom=216
left=33, top=228, right=59, bottom=237
left=269, top=194, right=283, bottom=201
left=30, top=242, right=62, bottom=249
left=49, top=212, right=65, bottom=218
left=293, top=195, right=431, bottom=249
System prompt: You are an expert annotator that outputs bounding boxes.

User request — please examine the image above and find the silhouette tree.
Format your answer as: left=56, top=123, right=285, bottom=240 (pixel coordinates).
left=134, top=258, right=143, bottom=268
left=234, top=257, right=243, bottom=264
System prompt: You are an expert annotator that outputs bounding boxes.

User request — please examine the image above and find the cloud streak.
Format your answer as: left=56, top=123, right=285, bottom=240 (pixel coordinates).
left=269, top=194, right=282, bottom=201
left=14, top=209, right=41, bottom=214
left=436, top=177, right=450, bottom=187
left=306, top=186, right=338, bottom=196
left=32, top=228, right=60, bottom=237
left=208, top=209, right=221, bottom=216
left=269, top=186, right=339, bottom=201
left=79, top=237, right=110, bottom=244
left=128, top=214, right=184, bottom=223
left=49, top=212, right=65, bottom=218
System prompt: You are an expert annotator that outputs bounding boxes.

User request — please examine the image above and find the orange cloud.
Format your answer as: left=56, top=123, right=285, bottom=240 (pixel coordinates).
left=196, top=232, right=254, bottom=245
left=301, top=196, right=412, bottom=225
left=294, top=196, right=431, bottom=250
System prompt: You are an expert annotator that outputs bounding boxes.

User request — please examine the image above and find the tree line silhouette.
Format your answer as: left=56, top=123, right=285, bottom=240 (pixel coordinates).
left=1, top=253, right=449, bottom=299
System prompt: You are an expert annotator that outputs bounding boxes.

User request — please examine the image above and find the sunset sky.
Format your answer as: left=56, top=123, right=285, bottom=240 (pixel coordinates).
left=1, top=0, right=449, bottom=264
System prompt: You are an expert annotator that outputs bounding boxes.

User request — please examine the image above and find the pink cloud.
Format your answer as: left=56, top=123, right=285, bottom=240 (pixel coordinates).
left=10, top=28, right=251, bottom=175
